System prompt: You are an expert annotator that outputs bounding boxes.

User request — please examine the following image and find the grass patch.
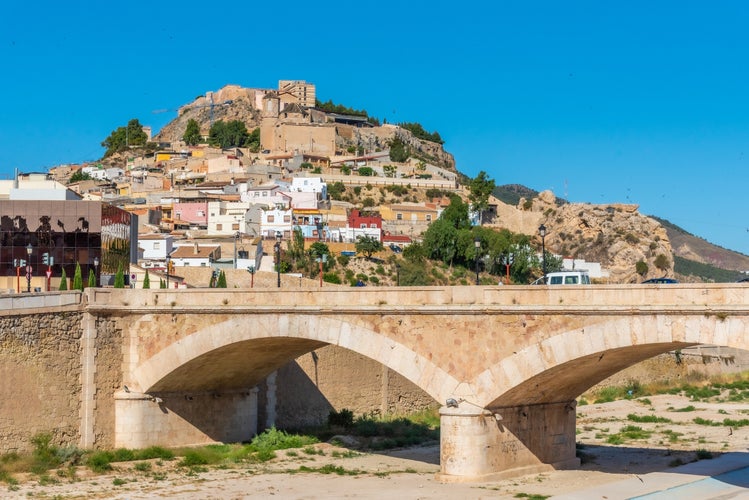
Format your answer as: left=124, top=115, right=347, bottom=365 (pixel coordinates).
left=606, top=425, right=652, bottom=444
left=626, top=414, right=672, bottom=424
left=671, top=405, right=697, bottom=412
left=297, top=464, right=362, bottom=476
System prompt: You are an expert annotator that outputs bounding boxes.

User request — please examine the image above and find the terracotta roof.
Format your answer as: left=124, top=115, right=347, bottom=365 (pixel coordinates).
left=170, top=244, right=220, bottom=259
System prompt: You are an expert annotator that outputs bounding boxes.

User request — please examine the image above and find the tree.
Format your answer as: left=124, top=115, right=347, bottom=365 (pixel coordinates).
left=389, top=137, right=409, bottom=162
left=636, top=260, right=649, bottom=277
left=88, top=268, right=96, bottom=288
left=654, top=254, right=670, bottom=273
left=217, top=270, right=227, bottom=288
left=69, top=170, right=92, bottom=183
left=183, top=119, right=202, bottom=146
left=355, top=235, right=383, bottom=259
left=59, top=267, right=68, bottom=291
left=159, top=278, right=166, bottom=289
left=468, top=171, right=496, bottom=225
left=328, top=182, right=345, bottom=200
left=101, top=118, right=148, bottom=157
left=358, top=166, right=374, bottom=176
left=72, top=263, right=83, bottom=291
left=209, top=119, right=249, bottom=149
left=383, top=165, right=397, bottom=178
left=247, top=127, right=261, bottom=152
left=142, top=270, right=150, bottom=289
left=114, top=264, right=125, bottom=288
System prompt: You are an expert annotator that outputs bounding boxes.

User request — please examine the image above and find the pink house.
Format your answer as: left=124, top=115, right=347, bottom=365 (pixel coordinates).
left=173, top=202, right=209, bottom=228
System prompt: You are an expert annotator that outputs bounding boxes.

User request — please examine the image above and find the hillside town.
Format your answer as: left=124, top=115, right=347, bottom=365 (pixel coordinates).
left=0, top=80, right=643, bottom=292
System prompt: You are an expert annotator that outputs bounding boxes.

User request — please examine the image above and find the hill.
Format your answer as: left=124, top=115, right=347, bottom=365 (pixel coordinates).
left=651, top=216, right=749, bottom=281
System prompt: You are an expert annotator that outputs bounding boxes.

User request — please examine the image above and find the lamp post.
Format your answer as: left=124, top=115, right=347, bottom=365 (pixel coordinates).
left=274, top=232, right=282, bottom=288
left=247, top=266, right=255, bottom=288
left=474, top=237, right=481, bottom=285
left=93, top=257, right=99, bottom=288
left=539, top=224, right=547, bottom=280
left=395, top=263, right=400, bottom=286
left=165, top=255, right=171, bottom=289
left=234, top=231, right=240, bottom=269
left=26, top=243, right=32, bottom=293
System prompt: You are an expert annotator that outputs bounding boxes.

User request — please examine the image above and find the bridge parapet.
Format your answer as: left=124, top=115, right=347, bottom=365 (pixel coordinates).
left=88, top=284, right=749, bottom=311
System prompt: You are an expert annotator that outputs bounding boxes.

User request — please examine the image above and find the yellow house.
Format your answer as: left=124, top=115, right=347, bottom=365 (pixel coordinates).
left=380, top=203, right=440, bottom=224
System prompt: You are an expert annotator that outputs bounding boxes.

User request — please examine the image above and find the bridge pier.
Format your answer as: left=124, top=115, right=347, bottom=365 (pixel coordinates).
left=114, top=388, right=258, bottom=448
left=437, top=400, right=579, bottom=482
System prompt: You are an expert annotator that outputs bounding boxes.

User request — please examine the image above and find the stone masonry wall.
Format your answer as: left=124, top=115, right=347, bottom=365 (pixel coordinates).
left=91, top=316, right=125, bottom=449
left=0, top=311, right=83, bottom=452
left=258, top=345, right=438, bottom=430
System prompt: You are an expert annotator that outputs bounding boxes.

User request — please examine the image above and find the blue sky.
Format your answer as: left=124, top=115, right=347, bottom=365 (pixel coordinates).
left=2, top=2, right=748, bottom=255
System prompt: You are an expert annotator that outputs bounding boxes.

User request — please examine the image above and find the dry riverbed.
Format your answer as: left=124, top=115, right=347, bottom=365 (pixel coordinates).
left=4, top=393, right=749, bottom=499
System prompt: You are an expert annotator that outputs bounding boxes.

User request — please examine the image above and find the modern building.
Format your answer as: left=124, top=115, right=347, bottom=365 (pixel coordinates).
left=0, top=200, right=137, bottom=291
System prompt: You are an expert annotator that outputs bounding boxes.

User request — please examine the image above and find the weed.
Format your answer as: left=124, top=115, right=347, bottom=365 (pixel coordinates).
left=133, top=461, right=152, bottom=472
left=671, top=405, right=697, bottom=412
left=695, top=449, right=713, bottom=460
left=627, top=414, right=672, bottom=424
left=112, top=477, right=126, bottom=486
left=331, top=450, right=360, bottom=458
left=302, top=446, right=324, bottom=456
left=514, top=493, right=550, bottom=500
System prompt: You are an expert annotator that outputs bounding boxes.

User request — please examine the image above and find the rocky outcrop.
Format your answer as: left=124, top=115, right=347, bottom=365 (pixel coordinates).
left=493, top=190, right=674, bottom=283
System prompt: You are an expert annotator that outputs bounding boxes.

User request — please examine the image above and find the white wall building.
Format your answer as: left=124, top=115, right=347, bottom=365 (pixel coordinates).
left=138, top=234, right=174, bottom=261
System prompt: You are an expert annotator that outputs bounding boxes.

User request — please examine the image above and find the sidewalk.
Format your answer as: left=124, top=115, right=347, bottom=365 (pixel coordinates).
left=553, top=452, right=749, bottom=499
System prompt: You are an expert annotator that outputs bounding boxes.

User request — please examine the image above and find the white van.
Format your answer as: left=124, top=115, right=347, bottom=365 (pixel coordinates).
left=532, top=270, right=591, bottom=285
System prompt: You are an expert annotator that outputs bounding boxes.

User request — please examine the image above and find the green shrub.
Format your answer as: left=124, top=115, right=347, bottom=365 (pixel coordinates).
left=328, top=409, right=355, bottom=428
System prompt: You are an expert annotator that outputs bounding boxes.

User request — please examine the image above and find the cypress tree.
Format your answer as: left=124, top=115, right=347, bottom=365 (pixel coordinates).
left=59, top=267, right=68, bottom=291
left=72, top=263, right=83, bottom=291
left=143, top=270, right=150, bottom=289
left=217, top=270, right=227, bottom=288
left=88, top=268, right=96, bottom=288
left=114, top=263, right=125, bottom=288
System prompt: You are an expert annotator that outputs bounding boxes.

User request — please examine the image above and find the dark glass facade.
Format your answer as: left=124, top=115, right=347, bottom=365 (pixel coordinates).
left=0, top=200, right=135, bottom=288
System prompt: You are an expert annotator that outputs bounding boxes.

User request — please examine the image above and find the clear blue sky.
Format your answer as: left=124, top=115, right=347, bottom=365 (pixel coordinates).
left=2, top=2, right=748, bottom=255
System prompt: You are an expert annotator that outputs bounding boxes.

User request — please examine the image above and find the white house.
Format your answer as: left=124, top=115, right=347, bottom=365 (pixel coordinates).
left=170, top=242, right=220, bottom=267
left=138, top=234, right=174, bottom=261
left=291, top=176, right=327, bottom=200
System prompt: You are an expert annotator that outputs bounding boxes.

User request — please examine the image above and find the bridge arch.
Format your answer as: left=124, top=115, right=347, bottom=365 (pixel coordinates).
left=477, top=313, right=749, bottom=409
left=134, top=313, right=460, bottom=403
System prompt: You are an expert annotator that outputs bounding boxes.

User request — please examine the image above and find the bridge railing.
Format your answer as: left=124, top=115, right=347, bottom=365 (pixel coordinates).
left=0, top=291, right=83, bottom=314
left=86, top=284, right=749, bottom=311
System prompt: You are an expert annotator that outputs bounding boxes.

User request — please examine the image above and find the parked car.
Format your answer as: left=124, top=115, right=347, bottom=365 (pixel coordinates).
left=389, top=244, right=402, bottom=253
left=531, top=271, right=591, bottom=285
left=736, top=277, right=749, bottom=283
left=642, top=277, right=679, bottom=284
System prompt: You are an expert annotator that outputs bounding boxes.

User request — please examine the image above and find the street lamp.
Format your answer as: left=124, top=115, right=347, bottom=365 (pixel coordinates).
left=539, top=224, right=547, bottom=279
left=234, top=231, right=240, bottom=270
left=165, top=255, right=171, bottom=289
left=26, top=243, right=32, bottom=292
left=274, top=232, right=282, bottom=288
left=93, top=257, right=99, bottom=288
left=247, top=266, right=255, bottom=288
left=474, top=237, right=481, bottom=285
left=395, top=263, right=400, bottom=286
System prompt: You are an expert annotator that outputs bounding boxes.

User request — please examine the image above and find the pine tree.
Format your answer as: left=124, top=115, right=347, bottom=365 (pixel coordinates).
left=143, top=270, right=150, bottom=289
left=72, top=263, right=83, bottom=291
left=59, top=267, right=68, bottom=291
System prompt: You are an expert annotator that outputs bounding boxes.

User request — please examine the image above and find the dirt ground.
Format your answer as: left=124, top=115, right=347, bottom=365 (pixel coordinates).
left=5, top=394, right=749, bottom=499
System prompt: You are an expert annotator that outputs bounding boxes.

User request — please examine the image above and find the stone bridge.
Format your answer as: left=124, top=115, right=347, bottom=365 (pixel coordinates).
left=2, top=284, right=748, bottom=481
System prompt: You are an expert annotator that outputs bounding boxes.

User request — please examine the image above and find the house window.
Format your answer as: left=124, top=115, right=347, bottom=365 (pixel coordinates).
left=426, top=214, right=432, bottom=222
left=396, top=213, right=403, bottom=220
left=197, top=210, right=205, bottom=217
left=370, top=223, right=377, bottom=228
left=267, top=215, right=275, bottom=223
left=284, top=215, right=291, bottom=223
left=216, top=224, right=223, bottom=231
left=360, top=224, right=366, bottom=228
left=232, top=223, right=239, bottom=231
left=154, top=242, right=160, bottom=250
left=175, top=212, right=182, bottom=219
